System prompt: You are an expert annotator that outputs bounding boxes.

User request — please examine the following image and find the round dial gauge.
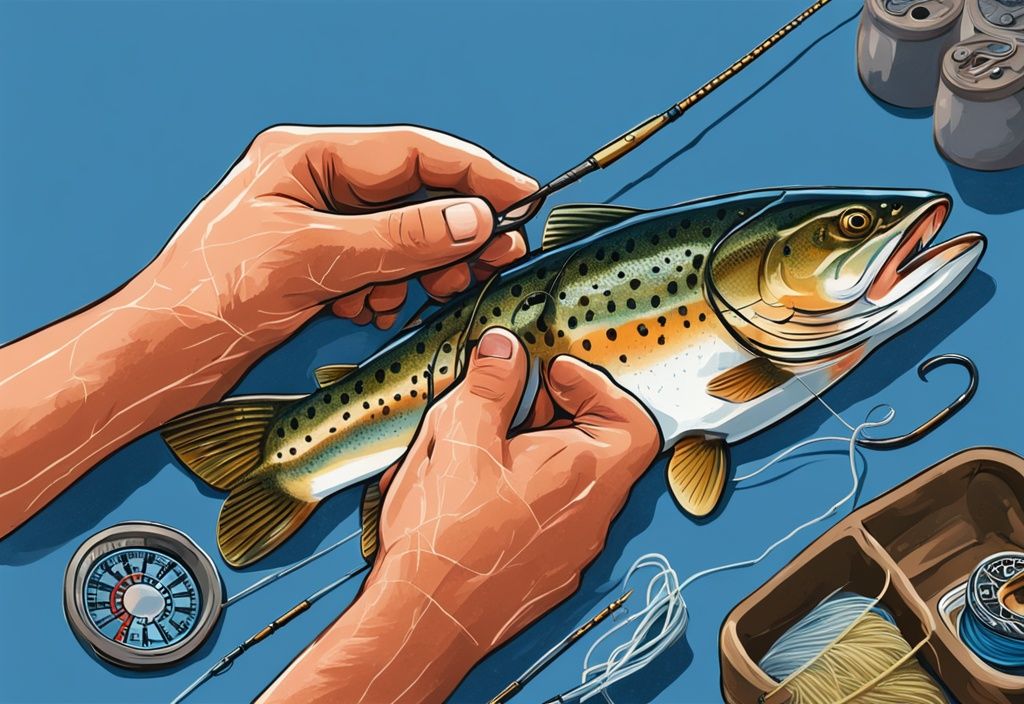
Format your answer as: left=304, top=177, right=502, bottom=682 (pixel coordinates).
left=64, top=522, right=223, bottom=669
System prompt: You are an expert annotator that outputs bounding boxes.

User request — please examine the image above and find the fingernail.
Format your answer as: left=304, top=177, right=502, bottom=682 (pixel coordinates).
left=444, top=202, right=480, bottom=242
left=478, top=329, right=513, bottom=359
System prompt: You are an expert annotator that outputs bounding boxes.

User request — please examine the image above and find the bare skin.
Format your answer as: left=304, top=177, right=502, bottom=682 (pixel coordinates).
left=260, top=329, right=660, bottom=704
left=0, top=125, right=536, bottom=537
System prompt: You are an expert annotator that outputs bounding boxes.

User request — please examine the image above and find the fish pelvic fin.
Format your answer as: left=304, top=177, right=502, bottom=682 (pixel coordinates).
left=667, top=436, right=729, bottom=517
left=706, top=358, right=793, bottom=403
left=217, top=477, right=316, bottom=567
left=161, top=395, right=302, bottom=491
left=360, top=482, right=383, bottom=563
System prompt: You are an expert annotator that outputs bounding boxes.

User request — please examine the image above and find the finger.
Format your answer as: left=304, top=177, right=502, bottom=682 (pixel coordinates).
left=477, top=230, right=528, bottom=268
left=421, top=263, right=473, bottom=301
left=352, top=307, right=374, bottom=326
left=307, top=197, right=496, bottom=294
left=378, top=463, right=400, bottom=495
left=374, top=313, right=399, bottom=330
left=432, top=327, right=528, bottom=443
left=367, top=283, right=407, bottom=313
left=332, top=289, right=370, bottom=319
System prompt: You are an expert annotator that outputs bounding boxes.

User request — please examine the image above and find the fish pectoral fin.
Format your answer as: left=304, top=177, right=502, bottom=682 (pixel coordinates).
left=706, top=358, right=794, bottom=403
left=667, top=436, right=729, bottom=517
left=314, top=364, right=359, bottom=387
left=360, top=482, right=383, bottom=563
left=541, top=204, right=644, bottom=251
left=161, top=395, right=302, bottom=491
left=218, top=477, right=317, bottom=567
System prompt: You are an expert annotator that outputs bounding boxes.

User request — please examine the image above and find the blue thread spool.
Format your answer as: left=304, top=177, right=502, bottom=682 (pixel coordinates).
left=959, top=552, right=1024, bottom=674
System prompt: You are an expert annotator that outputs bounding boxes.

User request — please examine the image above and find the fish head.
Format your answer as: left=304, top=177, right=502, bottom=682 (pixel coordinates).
left=707, top=188, right=985, bottom=366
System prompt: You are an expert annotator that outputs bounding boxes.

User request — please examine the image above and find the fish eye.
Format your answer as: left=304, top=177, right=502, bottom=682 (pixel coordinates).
left=838, top=207, right=873, bottom=238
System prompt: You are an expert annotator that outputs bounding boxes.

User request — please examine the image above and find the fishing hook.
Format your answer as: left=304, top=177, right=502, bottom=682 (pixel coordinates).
left=856, top=353, right=978, bottom=450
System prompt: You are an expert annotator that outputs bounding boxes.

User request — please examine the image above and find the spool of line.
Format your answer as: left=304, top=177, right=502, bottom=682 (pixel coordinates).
left=758, top=580, right=946, bottom=704
left=958, top=552, right=1024, bottom=675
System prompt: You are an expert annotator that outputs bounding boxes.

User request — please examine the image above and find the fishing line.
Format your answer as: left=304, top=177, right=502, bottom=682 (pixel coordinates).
left=543, top=404, right=896, bottom=703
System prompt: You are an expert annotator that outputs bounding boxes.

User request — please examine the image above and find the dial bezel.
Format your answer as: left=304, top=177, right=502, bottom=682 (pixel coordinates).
left=63, top=522, right=224, bottom=669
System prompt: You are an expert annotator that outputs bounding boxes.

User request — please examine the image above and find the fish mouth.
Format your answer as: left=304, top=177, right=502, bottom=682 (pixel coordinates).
left=866, top=197, right=984, bottom=305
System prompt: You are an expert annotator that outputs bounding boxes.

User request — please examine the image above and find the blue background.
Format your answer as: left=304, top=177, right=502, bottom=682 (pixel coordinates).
left=1, top=1, right=1022, bottom=702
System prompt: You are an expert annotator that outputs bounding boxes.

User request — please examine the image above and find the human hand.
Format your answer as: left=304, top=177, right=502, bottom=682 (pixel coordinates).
left=137, top=125, right=536, bottom=349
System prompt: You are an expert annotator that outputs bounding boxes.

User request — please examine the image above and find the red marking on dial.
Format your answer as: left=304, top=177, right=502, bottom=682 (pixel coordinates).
left=115, top=615, right=133, bottom=643
left=109, top=573, right=144, bottom=612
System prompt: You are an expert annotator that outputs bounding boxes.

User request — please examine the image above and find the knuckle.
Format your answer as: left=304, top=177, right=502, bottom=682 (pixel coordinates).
left=465, top=366, right=510, bottom=401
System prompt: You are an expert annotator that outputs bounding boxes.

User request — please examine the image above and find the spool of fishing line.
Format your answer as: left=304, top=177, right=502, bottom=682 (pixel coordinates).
left=758, top=581, right=946, bottom=704
left=958, top=552, right=1024, bottom=674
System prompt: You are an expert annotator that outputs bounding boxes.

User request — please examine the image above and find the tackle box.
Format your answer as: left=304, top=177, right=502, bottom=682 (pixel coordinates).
left=719, top=447, right=1024, bottom=704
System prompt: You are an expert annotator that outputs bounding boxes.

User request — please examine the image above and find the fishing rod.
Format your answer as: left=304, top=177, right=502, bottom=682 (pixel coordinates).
left=493, top=0, right=836, bottom=235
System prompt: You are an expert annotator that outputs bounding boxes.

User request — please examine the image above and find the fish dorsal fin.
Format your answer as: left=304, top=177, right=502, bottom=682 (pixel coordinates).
left=706, top=357, right=793, bottom=403
left=314, top=364, right=359, bottom=387
left=667, top=436, right=729, bottom=517
left=541, top=204, right=643, bottom=251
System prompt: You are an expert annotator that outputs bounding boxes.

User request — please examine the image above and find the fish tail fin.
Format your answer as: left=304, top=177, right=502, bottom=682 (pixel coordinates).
left=218, top=477, right=317, bottom=567
left=161, top=395, right=300, bottom=491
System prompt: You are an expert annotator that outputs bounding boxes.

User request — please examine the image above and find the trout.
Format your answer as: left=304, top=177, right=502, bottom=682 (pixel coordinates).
left=162, top=187, right=985, bottom=567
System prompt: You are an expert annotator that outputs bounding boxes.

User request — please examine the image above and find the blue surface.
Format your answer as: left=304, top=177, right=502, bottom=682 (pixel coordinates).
left=1, top=1, right=1022, bottom=702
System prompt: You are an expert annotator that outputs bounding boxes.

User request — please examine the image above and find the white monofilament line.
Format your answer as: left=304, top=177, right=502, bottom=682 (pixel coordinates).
left=556, top=394, right=896, bottom=703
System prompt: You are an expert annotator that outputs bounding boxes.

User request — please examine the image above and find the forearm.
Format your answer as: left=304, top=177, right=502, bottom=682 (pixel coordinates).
left=259, top=573, right=483, bottom=704
left=0, top=269, right=286, bottom=537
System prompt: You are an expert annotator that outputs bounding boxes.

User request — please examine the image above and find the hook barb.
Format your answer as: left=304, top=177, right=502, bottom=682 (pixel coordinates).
left=856, top=353, right=978, bottom=450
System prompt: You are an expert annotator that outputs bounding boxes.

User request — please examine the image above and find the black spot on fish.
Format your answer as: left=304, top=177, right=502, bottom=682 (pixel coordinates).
left=330, top=427, right=336, bottom=433
left=307, top=407, right=316, bottom=419
left=665, top=257, right=671, bottom=264
left=290, top=418, right=299, bottom=430
left=667, top=281, right=678, bottom=295
left=685, top=249, right=692, bottom=256
left=596, top=248, right=606, bottom=261
left=354, top=380, right=364, bottom=393
left=657, top=316, right=667, bottom=326
left=650, top=295, right=661, bottom=308
left=651, top=234, right=660, bottom=245
left=637, top=324, right=649, bottom=337
left=363, top=401, right=371, bottom=409
left=375, top=369, right=385, bottom=383
left=606, top=329, right=617, bottom=341
left=511, top=284, right=523, bottom=297
left=625, top=238, right=635, bottom=253
left=480, top=316, right=488, bottom=325
left=305, top=435, right=312, bottom=442
left=277, top=427, right=285, bottom=438
left=652, top=266, right=661, bottom=274
left=416, top=342, right=426, bottom=354
left=544, top=330, right=555, bottom=346
left=693, top=254, right=705, bottom=269
left=323, top=394, right=331, bottom=404
left=699, top=313, right=707, bottom=322
left=524, top=331, right=537, bottom=344
left=559, top=292, right=566, bottom=300
left=681, top=219, right=691, bottom=229
left=434, top=321, right=443, bottom=332
left=686, top=274, right=698, bottom=288
left=578, top=262, right=589, bottom=276
left=629, top=279, right=641, bottom=290
left=684, top=320, right=691, bottom=328
left=289, top=448, right=297, bottom=455
left=619, top=354, right=628, bottom=363
left=389, top=361, right=402, bottom=375
left=568, top=316, right=578, bottom=329
left=410, top=389, right=418, bottom=397
left=382, top=407, right=390, bottom=416
left=579, top=295, right=590, bottom=307
left=702, top=227, right=712, bottom=238
left=607, top=301, right=616, bottom=313
left=341, top=393, right=349, bottom=404
left=492, top=307, right=502, bottom=317
left=536, top=317, right=548, bottom=332
left=627, top=298, right=637, bottom=310
left=678, top=305, right=688, bottom=316
left=668, top=228, right=677, bottom=238
left=603, top=289, right=612, bottom=297
left=394, top=393, right=402, bottom=401
left=439, top=366, right=448, bottom=375
left=611, top=251, right=621, bottom=262
left=676, top=265, right=684, bottom=273
left=412, top=374, right=419, bottom=384
left=442, top=342, right=452, bottom=354
left=378, top=398, right=385, bottom=406
left=582, top=339, right=592, bottom=351
left=617, top=271, right=626, bottom=279
left=716, top=208, right=726, bottom=220
left=784, top=245, right=792, bottom=256
left=343, top=412, right=351, bottom=420
left=592, top=283, right=599, bottom=290
left=585, top=310, right=595, bottom=322
left=277, top=452, right=282, bottom=459
left=657, top=335, right=666, bottom=345
left=557, top=330, right=565, bottom=338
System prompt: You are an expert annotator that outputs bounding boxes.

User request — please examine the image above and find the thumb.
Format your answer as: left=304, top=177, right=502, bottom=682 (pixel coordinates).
left=437, top=328, right=528, bottom=442
left=313, top=197, right=495, bottom=293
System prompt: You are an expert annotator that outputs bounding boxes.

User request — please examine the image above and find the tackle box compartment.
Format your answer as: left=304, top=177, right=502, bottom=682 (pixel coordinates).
left=719, top=447, right=1024, bottom=704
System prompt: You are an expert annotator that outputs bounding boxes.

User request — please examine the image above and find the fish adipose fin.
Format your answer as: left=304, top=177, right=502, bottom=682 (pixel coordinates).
left=161, top=395, right=301, bottom=491
left=706, top=358, right=793, bottom=403
left=313, top=364, right=359, bottom=388
left=360, top=482, right=383, bottom=563
left=541, top=204, right=643, bottom=251
left=217, top=477, right=316, bottom=567
left=667, top=436, right=729, bottom=517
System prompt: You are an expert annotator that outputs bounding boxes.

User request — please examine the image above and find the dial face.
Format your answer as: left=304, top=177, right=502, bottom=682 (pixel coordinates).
left=980, top=0, right=1024, bottom=29
left=83, top=548, right=202, bottom=650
